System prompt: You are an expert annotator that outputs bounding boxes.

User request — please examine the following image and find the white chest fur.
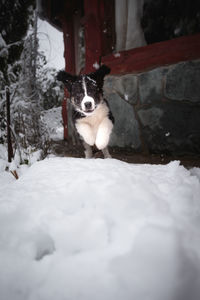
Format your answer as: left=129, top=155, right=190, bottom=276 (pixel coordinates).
left=77, top=102, right=109, bottom=128
left=75, top=102, right=113, bottom=150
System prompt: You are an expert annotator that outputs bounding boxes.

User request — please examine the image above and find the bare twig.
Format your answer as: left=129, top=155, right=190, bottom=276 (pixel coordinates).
left=10, top=170, right=19, bottom=180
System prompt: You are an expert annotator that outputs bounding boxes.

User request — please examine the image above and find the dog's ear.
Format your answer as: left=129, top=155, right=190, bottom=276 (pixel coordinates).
left=88, top=65, right=111, bottom=92
left=57, top=70, right=77, bottom=92
left=91, top=65, right=111, bottom=80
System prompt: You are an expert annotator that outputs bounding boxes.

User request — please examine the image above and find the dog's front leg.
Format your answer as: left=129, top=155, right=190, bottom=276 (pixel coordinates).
left=102, top=147, right=111, bottom=158
left=75, top=122, right=95, bottom=147
left=95, top=117, right=113, bottom=158
left=83, top=141, right=93, bottom=158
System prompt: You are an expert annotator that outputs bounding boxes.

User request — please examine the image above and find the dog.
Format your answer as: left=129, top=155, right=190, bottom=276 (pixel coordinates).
left=57, top=65, right=114, bottom=158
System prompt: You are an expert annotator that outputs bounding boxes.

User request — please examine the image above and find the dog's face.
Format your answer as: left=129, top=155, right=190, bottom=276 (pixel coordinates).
left=57, top=65, right=110, bottom=115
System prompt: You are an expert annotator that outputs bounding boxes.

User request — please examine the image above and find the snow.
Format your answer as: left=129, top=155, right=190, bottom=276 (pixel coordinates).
left=0, top=33, right=7, bottom=48
left=114, top=52, right=121, bottom=58
left=0, top=33, right=8, bottom=58
left=93, top=62, right=100, bottom=69
left=37, top=19, right=65, bottom=70
left=0, top=157, right=200, bottom=300
left=124, top=94, right=129, bottom=101
left=41, top=107, right=63, bottom=140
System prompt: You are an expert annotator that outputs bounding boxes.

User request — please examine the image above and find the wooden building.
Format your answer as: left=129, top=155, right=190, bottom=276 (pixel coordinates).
left=38, top=0, right=200, bottom=156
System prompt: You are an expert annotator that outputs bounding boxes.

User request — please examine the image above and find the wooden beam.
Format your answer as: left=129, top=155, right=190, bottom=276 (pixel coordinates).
left=102, top=34, right=200, bottom=75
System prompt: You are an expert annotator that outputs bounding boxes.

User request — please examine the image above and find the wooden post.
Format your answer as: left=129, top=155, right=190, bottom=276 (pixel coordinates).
left=100, top=0, right=116, bottom=56
left=84, top=0, right=103, bottom=73
left=63, top=17, right=76, bottom=74
left=6, top=87, right=14, bottom=162
left=61, top=17, right=76, bottom=140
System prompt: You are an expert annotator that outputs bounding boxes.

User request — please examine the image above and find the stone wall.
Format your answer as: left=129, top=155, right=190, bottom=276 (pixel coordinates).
left=104, top=59, right=200, bottom=155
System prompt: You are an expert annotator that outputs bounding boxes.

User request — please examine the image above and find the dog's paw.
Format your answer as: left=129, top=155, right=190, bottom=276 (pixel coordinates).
left=84, top=148, right=93, bottom=158
left=95, top=118, right=113, bottom=150
left=102, top=148, right=112, bottom=158
left=95, top=133, right=110, bottom=150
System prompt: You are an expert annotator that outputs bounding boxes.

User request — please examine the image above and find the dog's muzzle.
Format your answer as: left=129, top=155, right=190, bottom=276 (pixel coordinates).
left=81, top=96, right=95, bottom=113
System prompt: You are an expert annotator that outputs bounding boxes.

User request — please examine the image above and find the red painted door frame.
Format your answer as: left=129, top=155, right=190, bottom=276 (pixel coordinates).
left=83, top=0, right=104, bottom=73
left=61, top=0, right=105, bottom=139
left=61, top=17, right=76, bottom=140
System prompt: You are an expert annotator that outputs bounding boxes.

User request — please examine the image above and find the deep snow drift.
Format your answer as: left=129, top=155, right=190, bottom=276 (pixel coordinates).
left=0, top=157, right=200, bottom=300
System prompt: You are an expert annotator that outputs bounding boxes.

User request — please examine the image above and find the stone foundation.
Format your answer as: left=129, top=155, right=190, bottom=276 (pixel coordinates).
left=104, top=59, right=200, bottom=155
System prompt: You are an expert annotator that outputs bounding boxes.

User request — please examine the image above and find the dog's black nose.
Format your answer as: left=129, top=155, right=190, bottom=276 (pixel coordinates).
left=84, top=101, right=92, bottom=110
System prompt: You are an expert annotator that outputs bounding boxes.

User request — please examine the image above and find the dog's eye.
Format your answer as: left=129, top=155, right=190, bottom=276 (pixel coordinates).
left=71, top=92, right=84, bottom=104
left=87, top=86, right=97, bottom=96
left=88, top=89, right=98, bottom=98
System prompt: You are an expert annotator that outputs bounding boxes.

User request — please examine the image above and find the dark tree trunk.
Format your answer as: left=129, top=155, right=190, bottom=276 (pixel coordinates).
left=6, top=87, right=14, bottom=162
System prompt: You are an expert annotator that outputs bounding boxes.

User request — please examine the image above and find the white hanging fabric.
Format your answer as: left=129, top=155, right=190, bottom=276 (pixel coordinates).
left=115, top=0, right=146, bottom=52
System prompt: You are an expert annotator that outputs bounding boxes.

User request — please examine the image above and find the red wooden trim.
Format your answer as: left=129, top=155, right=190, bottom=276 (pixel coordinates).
left=102, top=34, right=200, bottom=75
left=101, top=0, right=115, bottom=56
left=84, top=0, right=103, bottom=73
left=61, top=17, right=76, bottom=140
left=62, top=18, right=76, bottom=74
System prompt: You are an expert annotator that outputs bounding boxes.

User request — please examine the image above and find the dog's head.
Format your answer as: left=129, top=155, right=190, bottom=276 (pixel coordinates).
left=57, top=65, right=110, bottom=115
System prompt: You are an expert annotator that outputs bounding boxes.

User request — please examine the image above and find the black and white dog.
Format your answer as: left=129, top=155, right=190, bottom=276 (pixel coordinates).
left=57, top=65, right=114, bottom=158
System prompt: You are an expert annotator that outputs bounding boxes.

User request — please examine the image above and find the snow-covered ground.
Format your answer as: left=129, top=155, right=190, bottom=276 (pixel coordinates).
left=0, top=156, right=200, bottom=300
